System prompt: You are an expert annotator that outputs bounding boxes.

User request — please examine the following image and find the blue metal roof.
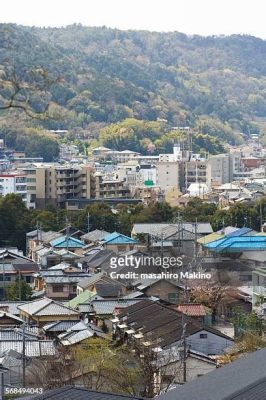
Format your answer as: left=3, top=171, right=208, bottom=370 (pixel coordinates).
left=102, top=231, right=137, bottom=245
left=50, top=235, right=85, bottom=248
left=204, top=235, right=266, bottom=253
left=226, top=227, right=253, bottom=237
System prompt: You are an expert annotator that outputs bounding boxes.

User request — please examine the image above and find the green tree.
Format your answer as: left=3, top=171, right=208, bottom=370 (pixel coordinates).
left=76, top=203, right=117, bottom=232
left=134, top=202, right=174, bottom=223
left=181, top=197, right=217, bottom=222
left=6, top=278, right=32, bottom=301
left=0, top=194, right=32, bottom=250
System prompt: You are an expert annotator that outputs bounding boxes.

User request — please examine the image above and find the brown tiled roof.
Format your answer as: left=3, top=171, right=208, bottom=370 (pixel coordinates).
left=177, top=303, right=207, bottom=317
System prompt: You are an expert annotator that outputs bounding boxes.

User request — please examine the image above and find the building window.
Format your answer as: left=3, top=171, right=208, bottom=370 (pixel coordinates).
left=200, top=333, right=207, bottom=339
left=52, top=285, right=64, bottom=293
left=168, top=293, right=179, bottom=303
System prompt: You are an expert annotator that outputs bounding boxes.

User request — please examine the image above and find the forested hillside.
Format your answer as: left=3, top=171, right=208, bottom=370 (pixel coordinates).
left=1, top=23, right=266, bottom=157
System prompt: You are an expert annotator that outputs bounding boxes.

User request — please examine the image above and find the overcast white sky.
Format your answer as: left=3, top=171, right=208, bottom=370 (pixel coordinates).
left=1, top=0, right=266, bottom=39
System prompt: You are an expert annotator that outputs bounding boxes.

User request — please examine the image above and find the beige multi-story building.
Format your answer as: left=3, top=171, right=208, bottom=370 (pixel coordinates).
left=94, top=173, right=130, bottom=199
left=20, top=164, right=94, bottom=208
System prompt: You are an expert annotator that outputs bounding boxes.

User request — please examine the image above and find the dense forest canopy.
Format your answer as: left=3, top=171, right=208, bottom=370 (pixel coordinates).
left=0, top=23, right=266, bottom=157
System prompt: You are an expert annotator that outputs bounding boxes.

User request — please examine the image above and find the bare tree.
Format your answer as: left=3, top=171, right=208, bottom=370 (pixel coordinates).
left=0, top=66, right=58, bottom=118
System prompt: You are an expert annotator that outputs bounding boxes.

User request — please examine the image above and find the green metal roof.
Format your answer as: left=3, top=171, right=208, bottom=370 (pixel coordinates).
left=197, top=232, right=224, bottom=245
left=67, top=290, right=95, bottom=309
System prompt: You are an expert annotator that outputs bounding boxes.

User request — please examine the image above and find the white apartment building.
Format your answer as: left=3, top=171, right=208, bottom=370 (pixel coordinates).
left=206, top=152, right=242, bottom=187
left=157, top=161, right=180, bottom=190
left=0, top=173, right=28, bottom=207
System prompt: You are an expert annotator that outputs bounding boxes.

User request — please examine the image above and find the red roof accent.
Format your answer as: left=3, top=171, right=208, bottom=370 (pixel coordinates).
left=177, top=304, right=207, bottom=317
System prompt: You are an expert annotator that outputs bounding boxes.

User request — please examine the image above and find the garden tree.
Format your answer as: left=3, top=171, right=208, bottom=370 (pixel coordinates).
left=75, top=203, right=117, bottom=232
left=73, top=338, right=182, bottom=397
left=114, top=204, right=135, bottom=236
left=180, top=197, right=217, bottom=222
left=27, top=347, right=75, bottom=390
left=231, top=310, right=264, bottom=337
left=0, top=194, right=32, bottom=250
left=211, top=201, right=261, bottom=231
left=6, top=278, right=32, bottom=300
left=217, top=332, right=266, bottom=365
left=28, top=338, right=182, bottom=397
left=134, top=202, right=175, bottom=223
left=30, top=210, right=60, bottom=232
left=189, top=275, right=236, bottom=322
left=73, top=338, right=143, bottom=395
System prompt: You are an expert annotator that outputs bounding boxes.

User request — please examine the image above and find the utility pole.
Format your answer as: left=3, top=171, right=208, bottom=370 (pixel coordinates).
left=22, top=323, right=26, bottom=387
left=180, top=258, right=190, bottom=384
left=181, top=316, right=187, bottom=383
left=87, top=212, right=90, bottom=233
left=65, top=216, right=70, bottom=251
left=260, top=200, right=263, bottom=232
left=194, top=218, right=198, bottom=259
left=18, top=270, right=22, bottom=301
left=0, top=371, right=4, bottom=400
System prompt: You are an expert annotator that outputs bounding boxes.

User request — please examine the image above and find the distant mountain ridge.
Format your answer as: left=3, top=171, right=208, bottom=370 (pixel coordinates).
left=1, top=23, right=266, bottom=149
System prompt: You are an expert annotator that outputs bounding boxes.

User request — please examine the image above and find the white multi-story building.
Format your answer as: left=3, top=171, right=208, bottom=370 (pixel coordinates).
left=206, top=152, right=242, bottom=187
left=0, top=173, right=28, bottom=206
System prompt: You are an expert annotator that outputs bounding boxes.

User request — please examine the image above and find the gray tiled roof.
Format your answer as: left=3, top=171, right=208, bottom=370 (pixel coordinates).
left=77, top=272, right=125, bottom=290
left=16, top=385, right=144, bottom=399
left=157, top=349, right=266, bottom=400
left=0, top=340, right=55, bottom=357
left=18, top=298, right=79, bottom=317
left=79, top=299, right=141, bottom=315
left=132, top=222, right=213, bottom=236
left=81, top=229, right=110, bottom=242
left=45, top=276, right=85, bottom=284
left=0, top=301, right=27, bottom=315
left=42, top=320, right=80, bottom=332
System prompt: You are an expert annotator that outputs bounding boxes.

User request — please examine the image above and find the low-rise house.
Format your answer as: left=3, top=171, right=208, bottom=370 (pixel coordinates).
left=36, top=247, right=80, bottom=268
left=18, top=298, right=80, bottom=327
left=0, top=311, right=24, bottom=327
left=26, top=230, right=61, bottom=261
left=0, top=302, right=27, bottom=316
left=78, top=299, right=143, bottom=329
left=16, top=385, right=144, bottom=400
left=0, top=249, right=39, bottom=298
left=77, top=272, right=127, bottom=297
left=101, top=232, right=138, bottom=253
left=50, top=235, right=85, bottom=255
left=79, top=248, right=115, bottom=273
left=157, top=348, right=266, bottom=400
left=131, top=223, right=213, bottom=256
left=0, top=327, right=56, bottom=357
left=252, top=266, right=266, bottom=306
left=34, top=266, right=91, bottom=300
left=42, top=320, right=80, bottom=339
left=81, top=229, right=110, bottom=245
left=114, top=300, right=234, bottom=357
left=133, top=279, right=186, bottom=304
left=176, top=303, right=211, bottom=325
left=67, top=290, right=102, bottom=309
left=58, top=320, right=106, bottom=346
